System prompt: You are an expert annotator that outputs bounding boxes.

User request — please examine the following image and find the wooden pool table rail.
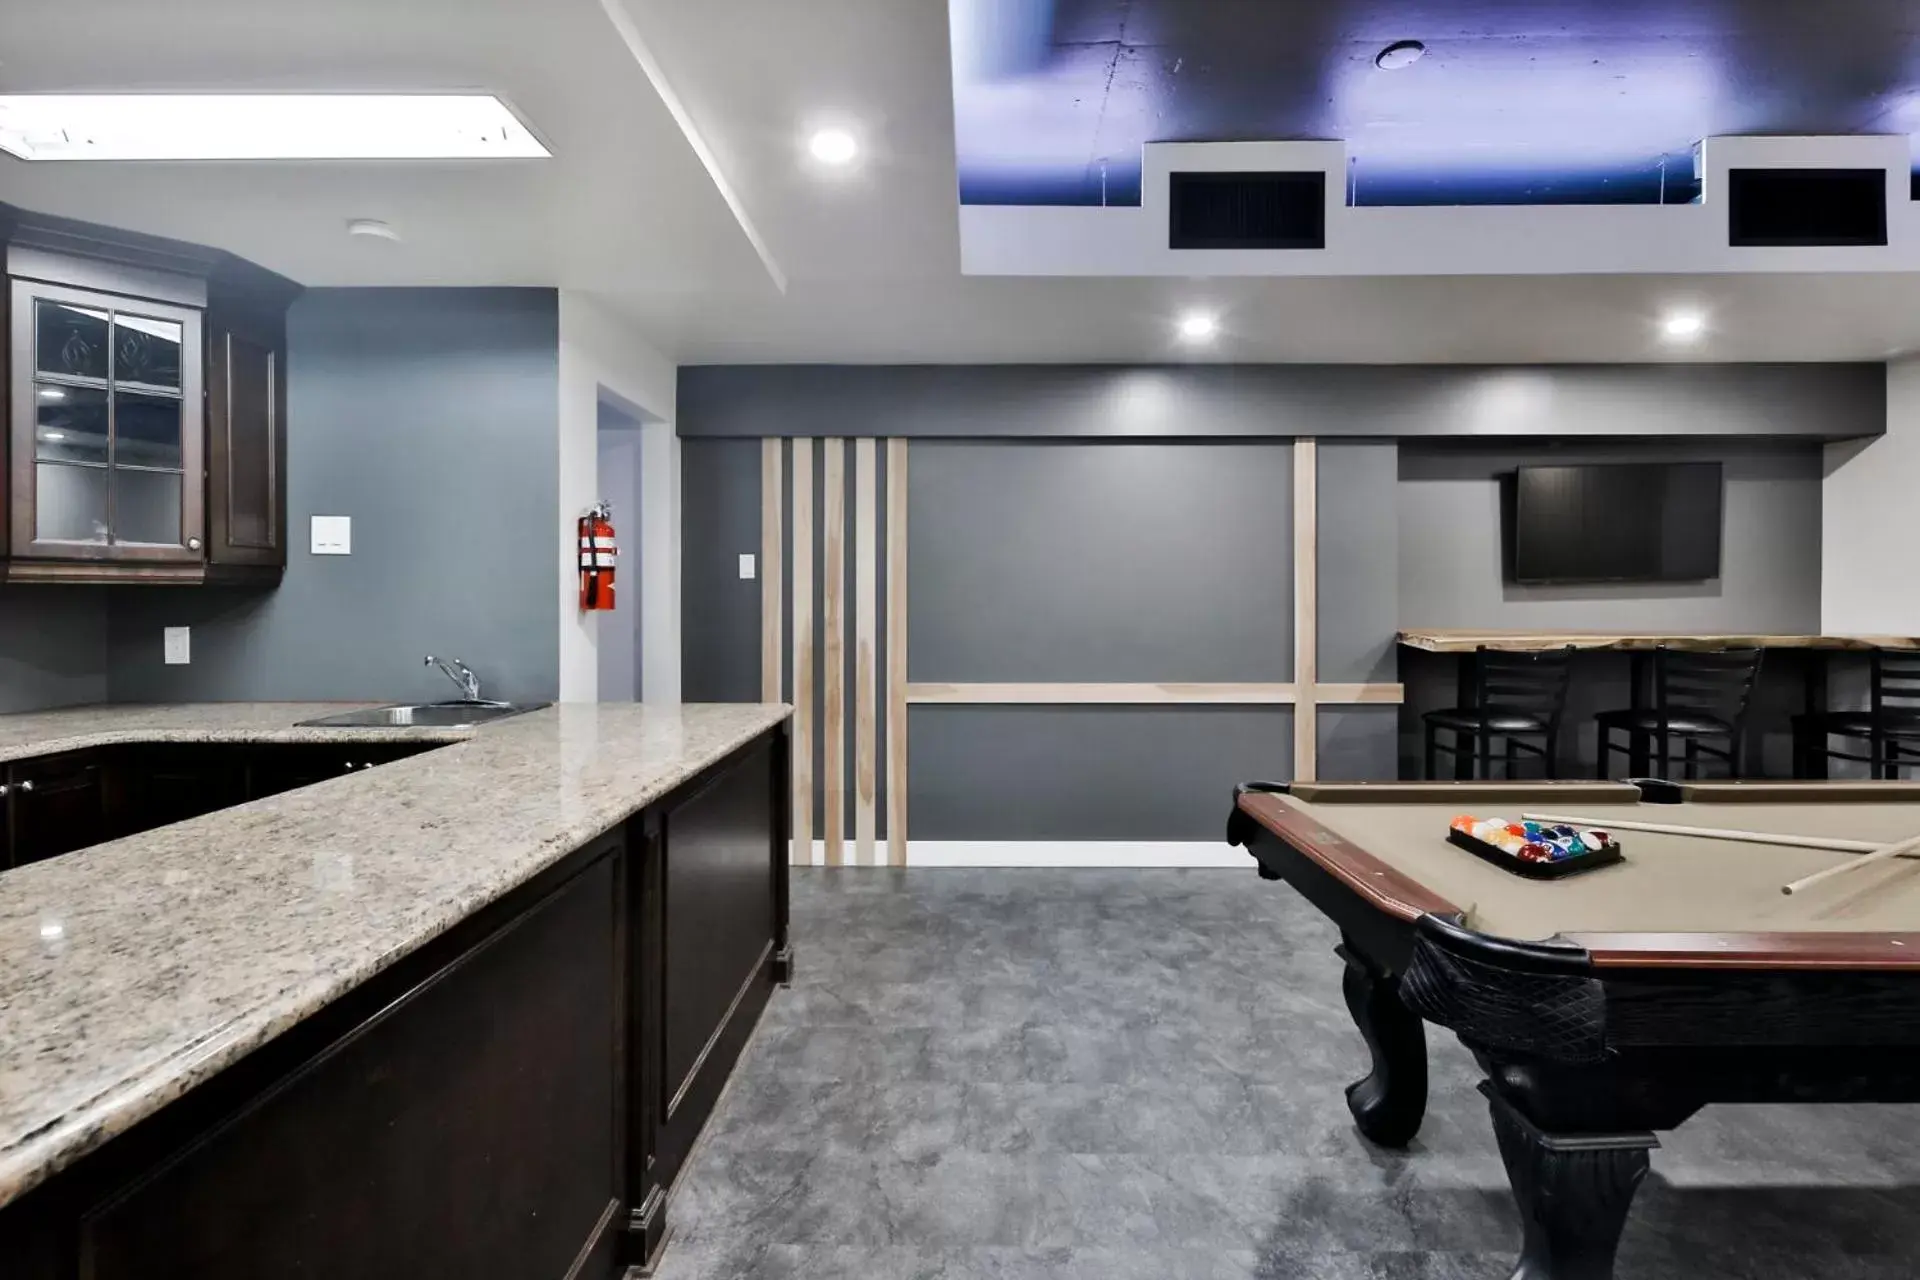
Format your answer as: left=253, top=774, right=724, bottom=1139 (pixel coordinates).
left=1234, top=786, right=1920, bottom=972
left=1397, top=630, right=1920, bottom=654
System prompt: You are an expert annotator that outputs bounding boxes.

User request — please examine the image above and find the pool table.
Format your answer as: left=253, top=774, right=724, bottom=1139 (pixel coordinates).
left=1226, top=778, right=1920, bottom=1280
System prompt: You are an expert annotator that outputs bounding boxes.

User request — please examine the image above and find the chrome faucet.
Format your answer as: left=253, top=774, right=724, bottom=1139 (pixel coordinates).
left=424, top=655, right=482, bottom=703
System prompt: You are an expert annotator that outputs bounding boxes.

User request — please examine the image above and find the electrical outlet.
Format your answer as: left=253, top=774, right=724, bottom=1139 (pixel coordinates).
left=164, top=627, right=191, bottom=665
left=738, top=553, right=757, bottom=581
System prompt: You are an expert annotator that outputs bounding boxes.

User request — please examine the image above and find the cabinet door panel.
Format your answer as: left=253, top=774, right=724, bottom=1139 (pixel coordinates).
left=207, top=326, right=283, bottom=565
left=119, top=746, right=248, bottom=836
left=652, top=741, right=777, bottom=1189
left=10, top=756, right=106, bottom=867
left=9, top=280, right=204, bottom=564
left=77, top=855, right=622, bottom=1280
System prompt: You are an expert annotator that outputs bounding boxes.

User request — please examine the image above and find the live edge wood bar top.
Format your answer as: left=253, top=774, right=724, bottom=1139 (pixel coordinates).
left=0, top=701, right=791, bottom=1211
left=1237, top=781, right=1920, bottom=970
left=1397, top=630, right=1920, bottom=653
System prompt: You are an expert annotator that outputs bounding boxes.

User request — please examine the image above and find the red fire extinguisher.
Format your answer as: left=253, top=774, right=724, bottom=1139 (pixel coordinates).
left=579, top=502, right=618, bottom=611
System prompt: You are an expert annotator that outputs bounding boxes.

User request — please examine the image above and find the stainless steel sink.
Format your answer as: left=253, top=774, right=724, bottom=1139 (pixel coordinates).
left=297, top=700, right=550, bottom=728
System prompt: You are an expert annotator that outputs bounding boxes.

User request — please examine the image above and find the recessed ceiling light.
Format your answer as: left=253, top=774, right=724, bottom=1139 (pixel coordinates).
left=1177, top=311, right=1219, bottom=343
left=1661, top=310, right=1707, bottom=341
left=1375, top=40, right=1427, bottom=70
left=808, top=128, right=859, bottom=166
left=37, top=386, right=66, bottom=401
left=0, top=94, right=551, bottom=161
left=347, top=218, right=402, bottom=242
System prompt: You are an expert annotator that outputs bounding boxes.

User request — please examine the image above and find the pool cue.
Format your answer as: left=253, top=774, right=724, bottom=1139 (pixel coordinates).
left=1519, top=811, right=1883, bottom=855
left=1780, top=830, right=1920, bottom=896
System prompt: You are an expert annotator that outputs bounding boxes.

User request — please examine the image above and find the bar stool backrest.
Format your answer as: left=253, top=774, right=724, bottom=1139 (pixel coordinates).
left=1653, top=646, right=1763, bottom=732
left=1474, top=646, right=1576, bottom=731
left=1872, top=649, right=1920, bottom=717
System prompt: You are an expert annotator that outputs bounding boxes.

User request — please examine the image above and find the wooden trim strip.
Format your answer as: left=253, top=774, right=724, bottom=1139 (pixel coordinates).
left=886, top=439, right=909, bottom=867
left=759, top=438, right=783, bottom=704
left=906, top=682, right=1298, bottom=705
left=1679, top=781, right=1920, bottom=803
left=898, top=682, right=1395, bottom=706
left=1396, top=630, right=1920, bottom=654
left=1572, top=931, right=1920, bottom=971
left=1293, top=439, right=1318, bottom=783
left=1287, top=781, right=1640, bottom=805
left=821, top=438, right=846, bottom=867
left=1314, top=683, right=1403, bottom=704
left=789, top=440, right=814, bottom=866
left=853, top=439, right=878, bottom=866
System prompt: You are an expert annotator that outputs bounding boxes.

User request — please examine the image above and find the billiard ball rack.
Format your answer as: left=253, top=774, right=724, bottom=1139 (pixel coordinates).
left=1445, top=826, right=1624, bottom=879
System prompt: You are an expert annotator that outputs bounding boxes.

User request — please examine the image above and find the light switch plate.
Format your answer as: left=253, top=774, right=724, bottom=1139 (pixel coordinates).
left=311, top=515, right=352, bottom=555
left=163, top=627, right=191, bottom=666
left=738, top=553, right=757, bottom=581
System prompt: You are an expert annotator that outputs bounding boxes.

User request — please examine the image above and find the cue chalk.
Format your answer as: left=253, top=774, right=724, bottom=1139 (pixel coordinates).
left=1781, top=830, right=1920, bottom=896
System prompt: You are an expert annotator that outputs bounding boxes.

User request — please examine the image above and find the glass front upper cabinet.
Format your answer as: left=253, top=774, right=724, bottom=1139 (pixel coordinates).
left=10, top=281, right=204, bottom=564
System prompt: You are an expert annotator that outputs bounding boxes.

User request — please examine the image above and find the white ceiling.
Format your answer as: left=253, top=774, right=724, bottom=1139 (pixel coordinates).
left=6, top=0, right=1920, bottom=365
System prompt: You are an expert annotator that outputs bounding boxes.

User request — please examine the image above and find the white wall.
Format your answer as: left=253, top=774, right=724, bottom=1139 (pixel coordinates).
left=557, top=291, right=681, bottom=704
left=1824, top=358, right=1920, bottom=634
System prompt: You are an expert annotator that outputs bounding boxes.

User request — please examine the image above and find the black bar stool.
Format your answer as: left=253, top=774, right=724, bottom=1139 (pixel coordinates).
left=1792, top=649, right=1920, bottom=779
left=1595, top=646, right=1763, bottom=780
left=1423, top=646, right=1574, bottom=779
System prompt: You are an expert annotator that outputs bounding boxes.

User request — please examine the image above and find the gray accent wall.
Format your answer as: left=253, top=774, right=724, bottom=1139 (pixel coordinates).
left=910, top=706, right=1291, bottom=840
left=108, top=288, right=562, bottom=705
left=1398, top=440, right=1824, bottom=635
left=681, top=439, right=763, bottom=704
left=0, top=587, right=107, bottom=712
left=1396, top=439, right=1826, bottom=777
left=907, top=440, right=1295, bottom=838
left=680, top=364, right=1883, bottom=442
left=1316, top=441, right=1400, bottom=781
left=909, top=442, right=1293, bottom=682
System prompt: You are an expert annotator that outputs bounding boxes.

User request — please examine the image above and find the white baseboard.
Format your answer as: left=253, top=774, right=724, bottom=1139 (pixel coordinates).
left=790, top=840, right=1245, bottom=868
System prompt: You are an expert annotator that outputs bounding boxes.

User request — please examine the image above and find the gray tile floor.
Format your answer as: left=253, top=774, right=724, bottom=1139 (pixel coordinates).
left=657, top=869, right=1920, bottom=1279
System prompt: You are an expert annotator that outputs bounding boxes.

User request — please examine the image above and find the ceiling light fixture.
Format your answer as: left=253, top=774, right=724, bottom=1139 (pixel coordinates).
left=0, top=94, right=550, bottom=161
left=808, top=128, right=859, bottom=166
left=1661, top=310, right=1707, bottom=341
left=41, top=431, right=66, bottom=441
left=37, top=386, right=66, bottom=401
left=347, top=218, right=402, bottom=242
left=1177, top=311, right=1219, bottom=343
left=1375, top=40, right=1427, bottom=70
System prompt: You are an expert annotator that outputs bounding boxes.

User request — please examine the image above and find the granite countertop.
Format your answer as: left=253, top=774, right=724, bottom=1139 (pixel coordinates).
left=0, top=701, right=478, bottom=762
left=0, top=701, right=790, bottom=1209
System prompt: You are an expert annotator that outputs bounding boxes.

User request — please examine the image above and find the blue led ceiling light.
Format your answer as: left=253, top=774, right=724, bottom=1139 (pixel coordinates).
left=947, top=0, right=1920, bottom=208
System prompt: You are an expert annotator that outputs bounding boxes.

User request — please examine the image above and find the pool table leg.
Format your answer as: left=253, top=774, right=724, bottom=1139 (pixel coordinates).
left=1336, top=937, right=1428, bottom=1147
left=1484, top=1084, right=1656, bottom=1280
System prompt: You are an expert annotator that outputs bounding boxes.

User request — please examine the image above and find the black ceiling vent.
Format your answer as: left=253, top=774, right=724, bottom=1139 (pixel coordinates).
left=1169, top=171, right=1326, bottom=250
left=1727, top=168, right=1887, bottom=247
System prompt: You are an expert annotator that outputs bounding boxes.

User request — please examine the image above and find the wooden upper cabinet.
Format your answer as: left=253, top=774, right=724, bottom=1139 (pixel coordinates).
left=205, top=301, right=289, bottom=578
left=8, top=279, right=207, bottom=577
left=0, top=204, right=299, bottom=584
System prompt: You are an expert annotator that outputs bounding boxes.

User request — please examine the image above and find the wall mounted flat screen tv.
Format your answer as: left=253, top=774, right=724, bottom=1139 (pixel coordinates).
left=1508, top=462, right=1723, bottom=584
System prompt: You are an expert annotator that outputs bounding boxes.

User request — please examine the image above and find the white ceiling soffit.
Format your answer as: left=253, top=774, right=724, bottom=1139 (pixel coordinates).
left=589, top=0, right=787, bottom=291
left=966, top=136, right=1920, bottom=276
left=0, top=0, right=776, bottom=297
